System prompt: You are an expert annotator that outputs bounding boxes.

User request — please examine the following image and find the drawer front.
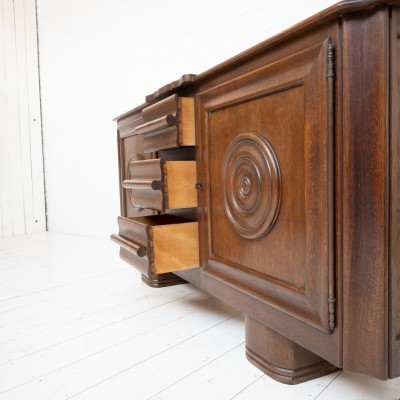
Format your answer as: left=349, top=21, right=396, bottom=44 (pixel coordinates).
left=134, top=94, right=195, bottom=152
left=117, top=107, right=158, bottom=218
left=123, top=158, right=164, bottom=211
left=113, top=215, right=199, bottom=275
left=111, top=233, right=149, bottom=275
left=122, top=158, right=197, bottom=211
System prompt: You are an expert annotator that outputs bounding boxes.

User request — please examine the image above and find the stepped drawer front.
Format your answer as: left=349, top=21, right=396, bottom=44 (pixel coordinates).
left=134, top=94, right=195, bottom=152
left=122, top=158, right=197, bottom=212
left=111, top=215, right=199, bottom=275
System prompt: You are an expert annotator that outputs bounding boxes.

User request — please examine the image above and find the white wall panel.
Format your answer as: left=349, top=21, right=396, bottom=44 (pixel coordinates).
left=0, top=0, right=46, bottom=238
left=36, top=0, right=337, bottom=238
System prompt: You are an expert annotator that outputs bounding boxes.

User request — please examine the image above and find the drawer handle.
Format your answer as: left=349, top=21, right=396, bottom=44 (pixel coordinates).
left=134, top=113, right=176, bottom=135
left=122, top=179, right=163, bottom=191
left=110, top=234, right=147, bottom=257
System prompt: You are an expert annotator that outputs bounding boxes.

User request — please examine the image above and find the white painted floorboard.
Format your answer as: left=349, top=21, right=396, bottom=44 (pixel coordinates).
left=1, top=233, right=400, bottom=399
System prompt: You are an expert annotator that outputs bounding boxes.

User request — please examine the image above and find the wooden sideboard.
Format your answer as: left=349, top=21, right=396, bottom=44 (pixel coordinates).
left=112, top=0, right=400, bottom=384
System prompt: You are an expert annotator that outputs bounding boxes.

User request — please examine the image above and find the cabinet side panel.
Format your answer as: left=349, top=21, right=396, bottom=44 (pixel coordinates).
left=390, top=6, right=400, bottom=379
left=342, top=7, right=389, bottom=379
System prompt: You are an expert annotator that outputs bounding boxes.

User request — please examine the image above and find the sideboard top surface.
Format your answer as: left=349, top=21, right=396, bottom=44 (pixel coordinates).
left=114, top=0, right=400, bottom=122
left=195, top=0, right=398, bottom=82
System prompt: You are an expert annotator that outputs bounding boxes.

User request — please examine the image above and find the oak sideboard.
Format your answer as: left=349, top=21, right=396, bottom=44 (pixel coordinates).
left=112, top=0, right=400, bottom=384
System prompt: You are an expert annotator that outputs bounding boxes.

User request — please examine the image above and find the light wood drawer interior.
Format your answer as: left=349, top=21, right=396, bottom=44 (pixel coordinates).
left=122, top=158, right=197, bottom=211
left=112, top=215, right=199, bottom=275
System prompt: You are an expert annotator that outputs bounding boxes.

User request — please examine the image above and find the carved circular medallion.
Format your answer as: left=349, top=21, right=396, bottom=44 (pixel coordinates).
left=222, top=132, right=281, bottom=239
left=126, top=153, right=144, bottom=211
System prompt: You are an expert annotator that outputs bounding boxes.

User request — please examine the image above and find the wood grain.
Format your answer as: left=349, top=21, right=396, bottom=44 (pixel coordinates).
left=198, top=34, right=334, bottom=334
left=179, top=97, right=196, bottom=146
left=125, top=158, right=164, bottom=211
left=145, top=73, right=196, bottom=103
left=164, top=161, right=197, bottom=209
left=123, top=158, right=197, bottom=211
left=138, top=95, right=196, bottom=152
left=245, top=316, right=338, bottom=384
left=117, top=108, right=157, bottom=218
left=134, top=113, right=176, bottom=136
left=113, top=0, right=400, bottom=383
left=142, top=94, right=178, bottom=123
left=342, top=6, right=389, bottom=379
left=149, top=221, right=199, bottom=274
left=390, top=5, right=400, bottom=378
left=117, top=215, right=199, bottom=275
left=110, top=233, right=147, bottom=257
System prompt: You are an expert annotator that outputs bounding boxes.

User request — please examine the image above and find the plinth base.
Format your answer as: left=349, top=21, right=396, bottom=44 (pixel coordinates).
left=245, top=316, right=340, bottom=384
left=141, top=273, right=188, bottom=288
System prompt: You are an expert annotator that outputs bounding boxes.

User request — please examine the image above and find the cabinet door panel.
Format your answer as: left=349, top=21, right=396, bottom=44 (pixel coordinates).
left=199, top=38, right=334, bottom=333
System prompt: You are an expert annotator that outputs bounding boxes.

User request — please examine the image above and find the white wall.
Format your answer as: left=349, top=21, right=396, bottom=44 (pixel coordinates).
left=36, top=0, right=337, bottom=238
left=0, top=0, right=46, bottom=238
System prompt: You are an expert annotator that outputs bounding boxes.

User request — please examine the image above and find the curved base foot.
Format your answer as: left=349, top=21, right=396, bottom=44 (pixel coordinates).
left=246, top=346, right=339, bottom=385
left=141, top=273, right=188, bottom=288
left=245, top=316, right=340, bottom=385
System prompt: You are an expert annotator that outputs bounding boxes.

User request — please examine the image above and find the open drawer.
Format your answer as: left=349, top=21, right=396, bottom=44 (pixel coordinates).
left=134, top=94, right=195, bottom=152
left=111, top=215, right=199, bottom=275
left=122, top=158, right=197, bottom=211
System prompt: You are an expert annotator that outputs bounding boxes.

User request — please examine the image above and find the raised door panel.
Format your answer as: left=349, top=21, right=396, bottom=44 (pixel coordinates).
left=199, top=37, right=335, bottom=334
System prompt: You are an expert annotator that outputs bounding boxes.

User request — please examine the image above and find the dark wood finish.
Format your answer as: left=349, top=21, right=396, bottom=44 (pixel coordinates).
left=140, top=272, right=188, bottom=288
left=327, top=42, right=336, bottom=332
left=140, top=94, right=180, bottom=152
left=135, top=95, right=196, bottom=153
left=390, top=5, right=400, bottom=378
left=199, top=33, right=335, bottom=334
left=124, top=159, right=164, bottom=212
left=142, top=94, right=178, bottom=125
left=145, top=73, right=196, bottom=103
left=119, top=248, right=149, bottom=276
left=110, top=233, right=147, bottom=257
left=245, top=316, right=339, bottom=384
left=112, top=0, right=400, bottom=385
left=143, top=126, right=180, bottom=153
left=122, top=178, right=162, bottom=191
left=116, top=108, right=157, bottom=218
left=123, top=158, right=197, bottom=212
left=203, top=273, right=340, bottom=365
left=342, top=6, right=389, bottom=379
left=119, top=248, right=188, bottom=287
left=134, top=113, right=177, bottom=136
left=220, top=132, right=282, bottom=239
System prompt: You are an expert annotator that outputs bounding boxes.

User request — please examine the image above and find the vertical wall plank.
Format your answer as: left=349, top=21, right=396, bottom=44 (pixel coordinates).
left=23, top=0, right=46, bottom=233
left=0, top=0, right=10, bottom=236
left=14, top=0, right=33, bottom=233
left=0, top=0, right=46, bottom=238
left=1, top=0, right=26, bottom=236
